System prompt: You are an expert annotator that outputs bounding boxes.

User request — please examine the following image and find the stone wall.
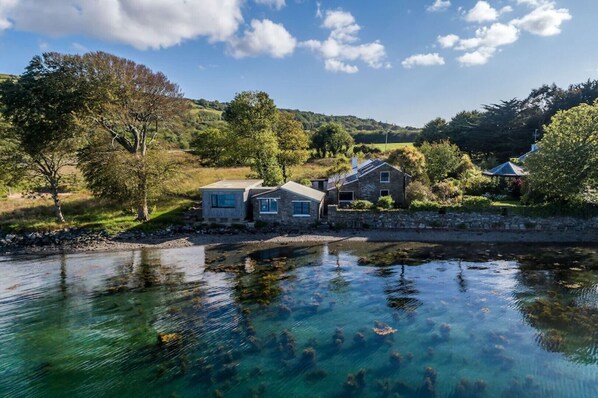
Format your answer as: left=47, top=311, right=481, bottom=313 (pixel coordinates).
left=327, top=205, right=598, bottom=232
left=252, top=188, right=323, bottom=225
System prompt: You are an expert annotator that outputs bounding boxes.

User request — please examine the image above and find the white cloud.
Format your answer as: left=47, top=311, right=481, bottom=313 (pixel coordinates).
left=427, top=0, right=451, bottom=13
left=228, top=19, right=296, bottom=58
left=325, top=59, right=359, bottom=73
left=0, top=0, right=244, bottom=50
left=301, top=9, right=389, bottom=73
left=465, top=1, right=498, bottom=23
left=457, top=46, right=496, bottom=66
left=512, top=4, right=571, bottom=36
left=401, top=53, right=445, bottom=68
left=437, top=34, right=460, bottom=48
left=254, top=0, right=285, bottom=10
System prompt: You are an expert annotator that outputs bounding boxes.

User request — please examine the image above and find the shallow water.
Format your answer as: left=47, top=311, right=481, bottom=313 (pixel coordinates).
left=0, top=243, right=597, bottom=398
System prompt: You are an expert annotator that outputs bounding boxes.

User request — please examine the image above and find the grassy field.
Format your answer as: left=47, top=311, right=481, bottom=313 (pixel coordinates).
left=0, top=158, right=334, bottom=234
left=365, top=142, right=413, bottom=151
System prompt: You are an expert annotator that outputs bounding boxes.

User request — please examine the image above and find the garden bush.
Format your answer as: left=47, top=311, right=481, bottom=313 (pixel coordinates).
left=461, top=195, right=492, bottom=210
left=377, top=196, right=395, bottom=209
left=405, top=181, right=435, bottom=205
left=432, top=180, right=462, bottom=204
left=349, top=200, right=374, bottom=210
left=409, top=200, right=441, bottom=212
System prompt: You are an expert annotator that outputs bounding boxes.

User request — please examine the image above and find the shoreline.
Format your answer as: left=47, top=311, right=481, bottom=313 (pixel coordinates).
left=1, top=228, right=597, bottom=256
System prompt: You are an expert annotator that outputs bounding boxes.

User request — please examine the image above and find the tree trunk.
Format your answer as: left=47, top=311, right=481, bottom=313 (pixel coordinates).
left=136, top=168, right=150, bottom=222
left=51, top=183, right=65, bottom=224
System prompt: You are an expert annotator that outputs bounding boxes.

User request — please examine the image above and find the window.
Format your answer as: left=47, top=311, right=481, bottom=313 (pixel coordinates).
left=259, top=198, right=278, bottom=214
left=293, top=201, right=311, bottom=216
left=339, top=191, right=354, bottom=202
left=380, top=171, right=390, bottom=183
left=211, top=194, right=235, bottom=208
left=380, top=189, right=390, bottom=197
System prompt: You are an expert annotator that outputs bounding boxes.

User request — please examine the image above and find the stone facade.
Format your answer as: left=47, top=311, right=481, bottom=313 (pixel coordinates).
left=328, top=163, right=411, bottom=207
left=252, top=188, right=324, bottom=225
left=328, top=205, right=598, bottom=232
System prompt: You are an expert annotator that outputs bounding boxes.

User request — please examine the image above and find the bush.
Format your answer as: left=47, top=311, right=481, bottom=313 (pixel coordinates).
left=460, top=170, right=500, bottom=196
left=432, top=180, right=462, bottom=204
left=377, top=195, right=395, bottom=209
left=461, top=196, right=492, bottom=210
left=409, top=200, right=441, bottom=212
left=405, top=181, right=435, bottom=205
left=350, top=200, right=374, bottom=210
left=299, top=178, right=312, bottom=187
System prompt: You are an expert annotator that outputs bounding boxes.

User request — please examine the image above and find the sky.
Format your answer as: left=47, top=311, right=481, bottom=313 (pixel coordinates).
left=0, top=0, right=596, bottom=127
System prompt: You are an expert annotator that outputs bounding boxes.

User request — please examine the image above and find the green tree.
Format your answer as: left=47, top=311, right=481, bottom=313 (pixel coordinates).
left=222, top=91, right=283, bottom=185
left=415, top=117, right=448, bottom=145
left=420, top=140, right=462, bottom=183
left=190, top=127, right=246, bottom=167
left=312, top=123, right=354, bottom=158
left=0, top=53, right=85, bottom=223
left=275, top=112, right=309, bottom=182
left=387, top=146, right=426, bottom=179
left=526, top=101, right=598, bottom=202
left=79, top=52, right=186, bottom=221
left=327, top=157, right=352, bottom=205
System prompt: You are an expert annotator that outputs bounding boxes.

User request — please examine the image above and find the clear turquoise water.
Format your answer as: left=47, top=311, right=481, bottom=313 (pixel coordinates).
left=0, top=243, right=597, bottom=398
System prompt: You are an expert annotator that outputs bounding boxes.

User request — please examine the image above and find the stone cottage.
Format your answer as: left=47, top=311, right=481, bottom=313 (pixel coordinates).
left=251, top=181, right=326, bottom=224
left=326, top=158, right=411, bottom=207
left=200, top=179, right=266, bottom=224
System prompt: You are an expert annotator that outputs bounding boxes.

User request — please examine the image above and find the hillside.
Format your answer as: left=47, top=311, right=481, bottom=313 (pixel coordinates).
left=0, top=73, right=15, bottom=83
left=192, top=99, right=420, bottom=144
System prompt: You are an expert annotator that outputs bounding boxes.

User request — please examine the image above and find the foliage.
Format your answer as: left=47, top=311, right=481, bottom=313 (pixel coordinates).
left=432, top=180, right=462, bottom=204
left=405, top=181, right=435, bottom=205
left=415, top=117, right=447, bottom=145
left=327, top=157, right=352, bottom=204
left=222, top=91, right=283, bottom=185
left=276, top=112, right=310, bottom=181
left=79, top=51, right=186, bottom=221
left=460, top=169, right=499, bottom=196
left=409, top=200, right=441, bottom=212
left=376, top=195, right=394, bottom=209
left=387, top=146, right=426, bottom=178
left=190, top=127, right=246, bottom=167
left=420, top=140, right=462, bottom=183
left=349, top=200, right=374, bottom=210
left=461, top=196, right=492, bottom=210
left=311, top=123, right=354, bottom=158
left=353, top=144, right=381, bottom=157
left=526, top=101, right=598, bottom=202
left=0, top=52, right=87, bottom=223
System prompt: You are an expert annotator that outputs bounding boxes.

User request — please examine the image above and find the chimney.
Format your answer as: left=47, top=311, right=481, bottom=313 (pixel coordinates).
left=351, top=157, right=358, bottom=170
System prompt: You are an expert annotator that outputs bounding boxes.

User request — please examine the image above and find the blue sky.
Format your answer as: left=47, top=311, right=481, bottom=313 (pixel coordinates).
left=0, top=0, right=596, bottom=126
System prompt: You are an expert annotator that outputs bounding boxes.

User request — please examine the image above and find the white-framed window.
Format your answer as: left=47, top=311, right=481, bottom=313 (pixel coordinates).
left=259, top=198, right=278, bottom=214
left=211, top=194, right=236, bottom=208
left=380, top=189, right=390, bottom=197
left=292, top=201, right=311, bottom=217
left=380, top=171, right=390, bottom=183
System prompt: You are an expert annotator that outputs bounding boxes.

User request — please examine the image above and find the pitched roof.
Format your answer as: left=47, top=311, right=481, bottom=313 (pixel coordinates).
left=200, top=179, right=264, bottom=190
left=326, top=159, right=408, bottom=190
left=253, top=181, right=326, bottom=202
left=483, top=161, right=528, bottom=177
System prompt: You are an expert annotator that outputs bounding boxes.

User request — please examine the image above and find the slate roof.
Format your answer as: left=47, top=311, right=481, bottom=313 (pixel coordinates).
left=200, top=179, right=264, bottom=190
left=253, top=181, right=326, bottom=202
left=326, top=159, right=390, bottom=190
left=483, top=161, right=528, bottom=177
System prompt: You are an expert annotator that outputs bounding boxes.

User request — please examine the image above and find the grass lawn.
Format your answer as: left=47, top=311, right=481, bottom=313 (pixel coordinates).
left=365, top=142, right=413, bottom=152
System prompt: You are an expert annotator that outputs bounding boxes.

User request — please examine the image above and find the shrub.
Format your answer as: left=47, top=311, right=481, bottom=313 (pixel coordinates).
left=254, top=220, right=268, bottom=229
left=461, top=196, right=492, bottom=210
left=409, top=200, right=441, bottom=212
left=377, top=195, right=395, bottom=209
left=299, top=178, right=312, bottom=187
left=349, top=200, right=374, bottom=210
left=460, top=169, right=500, bottom=196
left=405, top=181, right=435, bottom=205
left=432, top=180, right=462, bottom=204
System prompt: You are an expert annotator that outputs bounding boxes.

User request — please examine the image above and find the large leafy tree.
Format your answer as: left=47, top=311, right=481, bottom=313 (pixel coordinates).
left=420, top=140, right=462, bottom=183
left=275, top=112, right=309, bottom=181
left=0, top=53, right=85, bottom=223
left=311, top=123, right=354, bottom=158
left=79, top=52, right=186, bottom=221
left=387, top=146, right=426, bottom=179
left=414, top=117, right=448, bottom=146
left=526, top=101, right=598, bottom=202
left=222, top=91, right=283, bottom=185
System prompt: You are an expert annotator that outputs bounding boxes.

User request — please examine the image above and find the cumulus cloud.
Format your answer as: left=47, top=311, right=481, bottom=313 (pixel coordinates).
left=254, top=0, right=286, bottom=10
left=437, top=34, right=460, bottom=48
left=465, top=1, right=498, bottom=23
left=300, top=9, right=389, bottom=73
left=512, top=3, right=572, bottom=36
left=228, top=19, right=296, bottom=58
left=457, top=46, right=496, bottom=66
left=427, top=0, right=451, bottom=13
left=454, top=23, right=519, bottom=65
left=401, top=53, right=445, bottom=68
left=0, top=0, right=244, bottom=50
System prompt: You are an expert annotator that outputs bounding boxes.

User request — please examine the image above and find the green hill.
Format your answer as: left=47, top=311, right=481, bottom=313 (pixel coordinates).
left=0, top=73, right=16, bottom=83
